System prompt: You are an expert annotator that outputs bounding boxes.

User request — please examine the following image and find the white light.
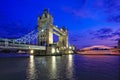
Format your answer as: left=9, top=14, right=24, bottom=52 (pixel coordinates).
left=60, top=29, right=63, bottom=31
left=52, top=48, right=55, bottom=54
left=69, top=46, right=72, bottom=49
left=68, top=54, right=72, bottom=61
left=28, top=55, right=35, bottom=79
left=51, top=56, right=56, bottom=73
left=41, top=30, right=44, bottom=32
left=68, top=50, right=73, bottom=54
left=30, top=55, right=34, bottom=62
left=30, top=50, right=34, bottom=54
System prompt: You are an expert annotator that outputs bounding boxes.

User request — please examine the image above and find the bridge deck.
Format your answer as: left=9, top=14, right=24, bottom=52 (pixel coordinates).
left=0, top=44, right=46, bottom=50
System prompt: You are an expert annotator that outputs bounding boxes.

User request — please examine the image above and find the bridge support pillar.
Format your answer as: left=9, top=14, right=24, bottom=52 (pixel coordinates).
left=46, top=24, right=54, bottom=54
left=38, top=9, right=54, bottom=55
left=58, top=27, right=69, bottom=54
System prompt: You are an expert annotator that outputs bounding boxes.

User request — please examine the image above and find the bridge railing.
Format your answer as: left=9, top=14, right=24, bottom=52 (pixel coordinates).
left=12, top=23, right=49, bottom=44
left=0, top=23, right=49, bottom=50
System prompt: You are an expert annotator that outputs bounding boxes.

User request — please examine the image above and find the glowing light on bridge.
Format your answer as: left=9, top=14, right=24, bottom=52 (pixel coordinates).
left=41, top=29, right=44, bottom=32
left=69, top=46, right=72, bottom=49
left=52, top=48, right=55, bottom=54
left=30, top=50, right=34, bottom=54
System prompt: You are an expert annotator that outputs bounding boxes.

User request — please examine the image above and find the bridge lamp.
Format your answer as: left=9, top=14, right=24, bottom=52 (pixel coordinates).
left=68, top=50, right=73, bottom=54
left=30, top=50, right=34, bottom=54
left=52, top=48, right=55, bottom=54
left=64, top=47, right=66, bottom=49
left=69, top=46, right=72, bottom=49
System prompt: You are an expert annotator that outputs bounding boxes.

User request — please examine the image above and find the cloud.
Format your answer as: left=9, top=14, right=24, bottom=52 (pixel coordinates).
left=111, top=38, right=120, bottom=41
left=108, top=15, right=120, bottom=23
left=69, top=28, right=119, bottom=48
left=89, top=0, right=120, bottom=23
left=90, top=28, right=113, bottom=35
left=112, top=29, right=120, bottom=37
left=93, top=0, right=120, bottom=23
left=90, top=27, right=120, bottom=41
left=69, top=32, right=85, bottom=42
left=90, top=28, right=113, bottom=40
left=94, top=35, right=113, bottom=40
left=103, top=0, right=120, bottom=23
left=62, top=0, right=117, bottom=20
left=94, top=28, right=113, bottom=34
left=62, top=7, right=96, bottom=19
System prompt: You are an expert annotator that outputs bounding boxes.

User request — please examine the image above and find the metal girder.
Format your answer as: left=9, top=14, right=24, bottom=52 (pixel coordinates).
left=53, top=26, right=66, bottom=36
left=53, top=31, right=60, bottom=36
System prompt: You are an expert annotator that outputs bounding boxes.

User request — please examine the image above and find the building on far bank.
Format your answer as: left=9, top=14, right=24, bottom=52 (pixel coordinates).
left=118, top=40, right=120, bottom=48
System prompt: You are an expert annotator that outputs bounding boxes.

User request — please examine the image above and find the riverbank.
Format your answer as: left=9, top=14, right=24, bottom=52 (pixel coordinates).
left=77, top=53, right=120, bottom=56
left=77, top=50, right=120, bottom=56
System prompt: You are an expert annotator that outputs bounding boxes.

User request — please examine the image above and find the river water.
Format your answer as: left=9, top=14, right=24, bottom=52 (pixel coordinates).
left=0, top=54, right=120, bottom=80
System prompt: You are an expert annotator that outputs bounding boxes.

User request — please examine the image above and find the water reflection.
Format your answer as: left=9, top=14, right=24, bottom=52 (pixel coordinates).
left=0, top=54, right=120, bottom=80
left=68, top=54, right=73, bottom=68
left=51, top=56, right=56, bottom=70
left=50, top=56, right=57, bottom=79
left=26, top=55, right=36, bottom=80
left=67, top=54, right=74, bottom=79
left=75, top=55, right=120, bottom=80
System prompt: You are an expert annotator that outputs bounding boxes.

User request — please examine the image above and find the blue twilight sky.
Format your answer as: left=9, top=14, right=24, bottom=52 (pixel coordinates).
left=0, top=0, right=120, bottom=48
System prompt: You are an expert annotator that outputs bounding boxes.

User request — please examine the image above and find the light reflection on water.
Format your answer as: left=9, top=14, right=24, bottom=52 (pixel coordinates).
left=67, top=54, right=73, bottom=79
left=26, top=55, right=36, bottom=80
left=51, top=56, right=56, bottom=70
left=0, top=54, right=120, bottom=80
left=50, top=56, right=57, bottom=79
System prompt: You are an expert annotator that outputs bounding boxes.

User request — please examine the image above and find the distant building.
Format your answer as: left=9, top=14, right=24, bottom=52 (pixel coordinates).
left=118, top=40, right=120, bottom=48
left=114, top=46, right=117, bottom=48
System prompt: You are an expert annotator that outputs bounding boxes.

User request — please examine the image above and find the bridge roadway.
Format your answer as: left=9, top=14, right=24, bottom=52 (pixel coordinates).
left=0, top=43, right=46, bottom=50
left=0, top=25, right=64, bottom=51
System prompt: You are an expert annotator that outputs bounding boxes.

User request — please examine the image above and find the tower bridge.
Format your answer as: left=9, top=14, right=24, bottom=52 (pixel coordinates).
left=0, top=9, right=75, bottom=55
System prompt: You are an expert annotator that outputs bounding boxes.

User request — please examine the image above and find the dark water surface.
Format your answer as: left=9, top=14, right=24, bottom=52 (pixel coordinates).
left=0, top=54, right=120, bottom=80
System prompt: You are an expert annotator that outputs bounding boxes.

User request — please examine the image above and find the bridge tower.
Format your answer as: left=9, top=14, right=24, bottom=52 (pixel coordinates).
left=38, top=9, right=54, bottom=54
left=37, top=9, right=72, bottom=55
left=58, top=27, right=69, bottom=52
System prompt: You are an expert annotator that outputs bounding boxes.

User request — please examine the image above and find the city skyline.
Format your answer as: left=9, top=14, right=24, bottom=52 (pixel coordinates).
left=1, top=0, right=120, bottom=48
